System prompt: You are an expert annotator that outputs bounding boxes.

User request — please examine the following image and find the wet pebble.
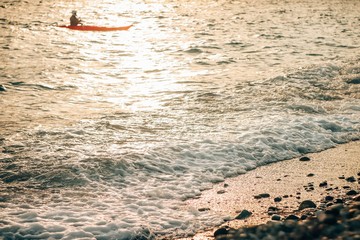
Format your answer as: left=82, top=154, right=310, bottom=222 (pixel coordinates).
left=217, top=190, right=226, bottom=194
left=271, top=215, right=281, bottom=221
left=285, top=214, right=299, bottom=221
left=254, top=193, right=270, bottom=199
left=299, top=200, right=317, bottom=210
left=346, top=190, right=358, bottom=196
left=324, top=195, right=334, bottom=202
left=235, top=210, right=252, bottom=220
left=299, top=156, right=311, bottom=161
left=198, top=207, right=210, bottom=212
left=345, top=176, right=356, bottom=182
left=319, top=181, right=328, bottom=187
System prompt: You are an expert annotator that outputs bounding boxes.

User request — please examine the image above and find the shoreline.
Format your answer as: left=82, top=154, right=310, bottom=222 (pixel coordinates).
left=179, top=141, right=360, bottom=240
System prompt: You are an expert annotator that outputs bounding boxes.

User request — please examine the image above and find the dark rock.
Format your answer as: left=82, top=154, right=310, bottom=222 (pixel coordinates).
left=254, top=195, right=262, bottom=199
left=259, top=193, right=270, bottom=198
left=268, top=206, right=279, bottom=213
left=346, top=190, right=358, bottom=196
left=0, top=196, right=9, bottom=202
left=299, top=200, right=317, bottom=210
left=217, top=190, right=226, bottom=194
left=307, top=173, right=315, bottom=177
left=334, top=199, right=344, bottom=204
left=339, top=175, right=345, bottom=179
left=0, top=85, right=6, bottom=92
left=274, top=197, right=282, bottom=202
left=271, top=215, right=281, bottom=221
left=224, top=183, right=229, bottom=188
left=214, top=227, right=229, bottom=239
left=299, top=156, right=311, bottom=161
left=347, top=77, right=360, bottom=84
left=254, top=193, right=270, bottom=199
left=235, top=210, right=252, bottom=220
left=345, top=176, right=356, bottom=182
left=319, top=181, right=328, bottom=187
left=285, top=215, right=299, bottom=221
left=324, top=196, right=334, bottom=202
left=198, top=207, right=210, bottom=212
left=268, top=206, right=279, bottom=211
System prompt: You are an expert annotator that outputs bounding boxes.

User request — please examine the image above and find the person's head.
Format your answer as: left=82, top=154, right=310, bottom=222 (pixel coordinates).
left=72, top=10, right=77, bottom=16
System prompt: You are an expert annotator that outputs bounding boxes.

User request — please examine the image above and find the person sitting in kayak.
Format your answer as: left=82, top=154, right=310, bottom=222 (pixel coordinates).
left=70, top=10, right=82, bottom=26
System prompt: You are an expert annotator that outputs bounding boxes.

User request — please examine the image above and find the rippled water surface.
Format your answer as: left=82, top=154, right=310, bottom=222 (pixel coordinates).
left=1, top=0, right=360, bottom=239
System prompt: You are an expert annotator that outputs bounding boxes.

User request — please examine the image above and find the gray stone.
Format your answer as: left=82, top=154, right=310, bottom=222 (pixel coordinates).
left=285, top=215, right=299, bottom=221
left=319, top=181, right=328, bottom=187
left=346, top=176, right=356, bottom=182
left=235, top=210, right=252, bottom=220
left=214, top=227, right=229, bottom=239
left=299, top=156, right=310, bottom=161
left=324, top=196, right=334, bottom=202
left=271, top=215, right=281, bottom=221
left=259, top=193, right=270, bottom=198
left=346, top=190, right=358, bottom=196
left=299, top=200, right=317, bottom=210
left=198, top=207, right=210, bottom=212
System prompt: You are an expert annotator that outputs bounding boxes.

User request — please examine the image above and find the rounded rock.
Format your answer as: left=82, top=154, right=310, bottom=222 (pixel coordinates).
left=299, top=156, right=311, bottom=161
left=214, top=227, right=229, bottom=239
left=271, top=215, right=281, bottom=221
left=259, top=193, right=270, bottom=198
left=299, top=200, right=317, bottom=210
left=285, top=215, right=299, bottom=221
left=346, top=190, right=358, bottom=196
left=324, top=195, right=334, bottom=202
left=345, top=176, right=356, bottom=182
left=235, top=210, right=252, bottom=220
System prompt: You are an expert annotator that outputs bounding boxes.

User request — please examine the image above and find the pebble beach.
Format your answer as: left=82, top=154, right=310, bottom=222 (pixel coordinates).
left=181, top=141, right=360, bottom=240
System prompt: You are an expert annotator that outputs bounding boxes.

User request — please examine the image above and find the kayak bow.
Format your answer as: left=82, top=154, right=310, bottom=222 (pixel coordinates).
left=58, top=25, right=133, bottom=31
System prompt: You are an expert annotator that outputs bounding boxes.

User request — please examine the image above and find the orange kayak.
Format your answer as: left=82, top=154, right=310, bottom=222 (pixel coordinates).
left=58, top=25, right=132, bottom=31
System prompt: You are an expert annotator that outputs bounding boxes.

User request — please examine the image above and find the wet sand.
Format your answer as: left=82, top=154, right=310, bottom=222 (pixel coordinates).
left=180, top=141, right=360, bottom=240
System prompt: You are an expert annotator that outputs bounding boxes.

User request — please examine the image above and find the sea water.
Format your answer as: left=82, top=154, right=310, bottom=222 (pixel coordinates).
left=0, top=0, right=359, bottom=239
